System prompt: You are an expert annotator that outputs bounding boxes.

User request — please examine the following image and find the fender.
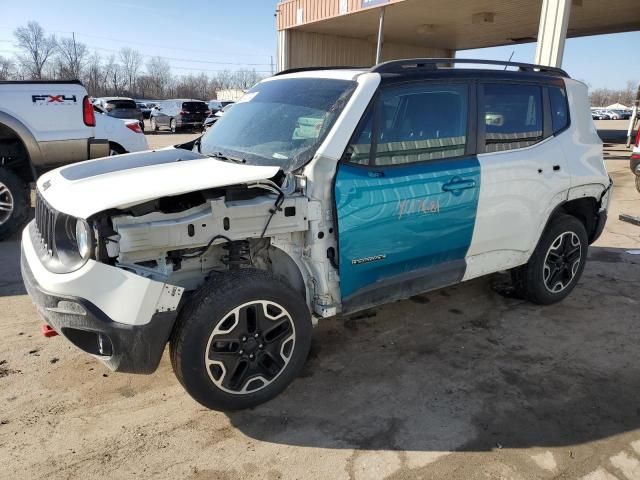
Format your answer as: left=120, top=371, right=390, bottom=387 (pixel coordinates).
left=0, top=110, right=43, bottom=180
left=530, top=182, right=608, bottom=257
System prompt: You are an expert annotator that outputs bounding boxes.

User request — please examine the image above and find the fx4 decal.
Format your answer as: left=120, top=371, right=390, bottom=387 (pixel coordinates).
left=32, top=94, right=77, bottom=105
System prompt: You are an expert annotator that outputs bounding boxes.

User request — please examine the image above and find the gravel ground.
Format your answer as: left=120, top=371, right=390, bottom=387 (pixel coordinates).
left=1, top=122, right=639, bottom=480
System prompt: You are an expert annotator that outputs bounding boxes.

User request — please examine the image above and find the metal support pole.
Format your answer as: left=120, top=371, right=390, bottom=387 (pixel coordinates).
left=375, top=7, right=385, bottom=64
left=534, top=0, right=571, bottom=67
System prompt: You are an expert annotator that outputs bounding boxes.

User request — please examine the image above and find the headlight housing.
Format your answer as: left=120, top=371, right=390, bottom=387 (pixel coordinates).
left=49, top=213, right=94, bottom=272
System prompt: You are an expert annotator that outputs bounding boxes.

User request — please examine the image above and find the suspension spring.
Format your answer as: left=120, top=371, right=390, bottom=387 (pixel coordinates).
left=222, top=240, right=250, bottom=269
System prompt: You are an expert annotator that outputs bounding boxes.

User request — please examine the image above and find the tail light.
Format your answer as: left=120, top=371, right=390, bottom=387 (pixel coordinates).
left=179, top=110, right=188, bottom=116
left=126, top=123, right=143, bottom=134
left=83, top=96, right=95, bottom=126
left=632, top=127, right=640, bottom=160
left=205, top=109, right=211, bottom=115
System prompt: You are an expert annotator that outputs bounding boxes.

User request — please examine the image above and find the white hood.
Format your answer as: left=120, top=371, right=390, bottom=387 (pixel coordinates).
left=37, top=148, right=280, bottom=219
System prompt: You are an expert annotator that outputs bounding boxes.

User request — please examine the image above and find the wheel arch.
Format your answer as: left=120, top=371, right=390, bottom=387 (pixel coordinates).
left=256, top=244, right=309, bottom=307
left=540, top=195, right=601, bottom=246
left=108, top=141, right=127, bottom=155
left=0, top=111, right=42, bottom=182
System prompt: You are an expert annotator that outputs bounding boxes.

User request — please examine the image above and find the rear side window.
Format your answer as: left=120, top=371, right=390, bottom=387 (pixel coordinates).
left=482, top=84, right=543, bottom=153
left=345, top=83, right=469, bottom=166
left=549, top=86, right=569, bottom=133
left=182, top=102, right=208, bottom=111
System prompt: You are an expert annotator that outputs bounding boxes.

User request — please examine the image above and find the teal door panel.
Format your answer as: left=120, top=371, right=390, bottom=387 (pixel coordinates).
left=335, top=158, right=480, bottom=300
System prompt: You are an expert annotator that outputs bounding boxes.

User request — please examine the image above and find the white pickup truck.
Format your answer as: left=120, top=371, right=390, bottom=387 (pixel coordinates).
left=0, top=80, right=109, bottom=239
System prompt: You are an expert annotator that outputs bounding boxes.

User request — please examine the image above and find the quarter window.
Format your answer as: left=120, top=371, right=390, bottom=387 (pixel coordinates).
left=482, top=84, right=543, bottom=152
left=549, top=86, right=569, bottom=133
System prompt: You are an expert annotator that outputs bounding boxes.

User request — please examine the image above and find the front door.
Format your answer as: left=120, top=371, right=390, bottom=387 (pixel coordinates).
left=334, top=82, right=480, bottom=312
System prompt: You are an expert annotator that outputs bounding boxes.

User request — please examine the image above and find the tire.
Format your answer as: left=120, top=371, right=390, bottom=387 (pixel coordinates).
left=170, top=118, right=177, bottom=133
left=150, top=117, right=158, bottom=133
left=635, top=175, right=640, bottom=194
left=0, top=168, right=29, bottom=241
left=108, top=143, right=125, bottom=156
left=511, top=214, right=588, bottom=305
left=170, top=269, right=312, bottom=411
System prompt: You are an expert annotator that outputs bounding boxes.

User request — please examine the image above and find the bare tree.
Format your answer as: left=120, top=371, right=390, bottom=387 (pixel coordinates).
left=119, top=47, right=143, bottom=94
left=0, top=55, right=15, bottom=80
left=146, top=56, right=172, bottom=98
left=104, top=55, right=126, bottom=95
left=13, top=21, right=57, bottom=79
left=231, top=69, right=261, bottom=90
left=83, top=52, right=104, bottom=97
left=56, top=36, right=88, bottom=79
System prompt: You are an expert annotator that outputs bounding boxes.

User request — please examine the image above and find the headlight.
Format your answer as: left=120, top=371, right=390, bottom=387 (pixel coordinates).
left=75, top=219, right=92, bottom=260
left=48, top=213, right=94, bottom=273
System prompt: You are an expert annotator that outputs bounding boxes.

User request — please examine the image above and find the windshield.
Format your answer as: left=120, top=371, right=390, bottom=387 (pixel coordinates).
left=198, top=77, right=357, bottom=172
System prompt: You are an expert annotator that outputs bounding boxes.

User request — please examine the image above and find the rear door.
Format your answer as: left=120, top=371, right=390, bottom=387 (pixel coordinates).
left=463, top=81, right=571, bottom=280
left=334, top=81, right=480, bottom=311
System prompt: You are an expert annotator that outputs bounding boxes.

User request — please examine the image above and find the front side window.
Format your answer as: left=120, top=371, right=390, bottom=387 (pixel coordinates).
left=199, top=78, right=357, bottom=172
left=549, top=85, right=569, bottom=133
left=345, top=83, right=469, bottom=166
left=482, top=84, right=543, bottom=152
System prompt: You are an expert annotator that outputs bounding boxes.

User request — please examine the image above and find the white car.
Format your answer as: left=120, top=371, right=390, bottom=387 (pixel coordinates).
left=21, top=59, right=611, bottom=411
left=94, top=105, right=148, bottom=155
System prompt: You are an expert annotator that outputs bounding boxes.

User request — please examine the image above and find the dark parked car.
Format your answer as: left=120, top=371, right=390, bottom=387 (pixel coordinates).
left=149, top=99, right=210, bottom=133
left=94, top=97, right=144, bottom=130
left=136, top=102, right=152, bottom=119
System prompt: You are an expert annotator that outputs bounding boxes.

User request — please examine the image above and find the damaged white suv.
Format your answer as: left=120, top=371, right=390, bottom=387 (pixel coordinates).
left=21, top=59, right=611, bottom=410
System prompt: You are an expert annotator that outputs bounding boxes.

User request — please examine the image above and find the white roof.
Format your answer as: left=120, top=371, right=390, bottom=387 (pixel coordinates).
left=605, top=103, right=629, bottom=109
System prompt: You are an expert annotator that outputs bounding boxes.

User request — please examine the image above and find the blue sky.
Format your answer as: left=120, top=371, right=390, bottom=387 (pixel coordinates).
left=1, top=0, right=638, bottom=89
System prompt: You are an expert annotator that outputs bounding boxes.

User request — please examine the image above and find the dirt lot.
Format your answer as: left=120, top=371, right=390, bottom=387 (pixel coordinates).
left=1, top=122, right=639, bottom=480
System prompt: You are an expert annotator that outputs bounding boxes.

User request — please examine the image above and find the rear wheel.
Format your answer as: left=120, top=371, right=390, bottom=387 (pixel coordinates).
left=170, top=269, right=312, bottom=411
left=0, top=168, right=29, bottom=241
left=511, top=214, right=587, bottom=305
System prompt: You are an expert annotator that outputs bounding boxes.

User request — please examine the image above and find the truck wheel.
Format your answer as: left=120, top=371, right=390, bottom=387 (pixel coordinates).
left=511, top=214, right=587, bottom=305
left=170, top=269, right=312, bottom=411
left=170, top=118, right=178, bottom=133
left=0, top=168, right=29, bottom=241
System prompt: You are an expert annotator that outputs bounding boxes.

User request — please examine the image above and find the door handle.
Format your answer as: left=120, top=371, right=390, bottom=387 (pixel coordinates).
left=442, top=177, right=476, bottom=194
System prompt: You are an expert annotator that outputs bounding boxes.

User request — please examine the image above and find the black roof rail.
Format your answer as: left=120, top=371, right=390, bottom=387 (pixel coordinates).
left=274, top=65, right=366, bottom=76
left=370, top=58, right=570, bottom=78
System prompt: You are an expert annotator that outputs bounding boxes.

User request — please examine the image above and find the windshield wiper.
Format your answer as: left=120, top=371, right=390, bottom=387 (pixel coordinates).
left=206, top=151, right=247, bottom=164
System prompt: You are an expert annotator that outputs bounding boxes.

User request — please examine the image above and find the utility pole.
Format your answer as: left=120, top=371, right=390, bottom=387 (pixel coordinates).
left=72, top=32, right=78, bottom=78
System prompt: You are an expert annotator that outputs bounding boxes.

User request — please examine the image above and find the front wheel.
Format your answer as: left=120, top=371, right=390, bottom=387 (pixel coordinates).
left=511, top=214, right=588, bottom=305
left=0, top=168, right=29, bottom=241
left=170, top=269, right=312, bottom=411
